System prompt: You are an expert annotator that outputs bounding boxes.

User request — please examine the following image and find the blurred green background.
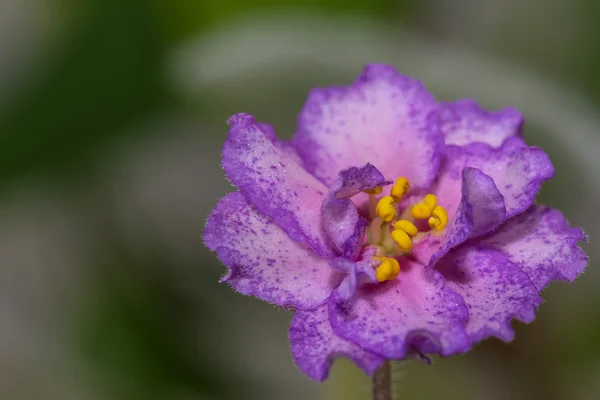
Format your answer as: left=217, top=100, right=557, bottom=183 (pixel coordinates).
left=0, top=0, right=597, bottom=399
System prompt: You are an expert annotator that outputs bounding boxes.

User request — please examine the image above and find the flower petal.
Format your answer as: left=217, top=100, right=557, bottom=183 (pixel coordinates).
left=223, top=114, right=334, bottom=257
left=204, top=192, right=341, bottom=309
left=329, top=259, right=470, bottom=359
left=413, top=137, right=551, bottom=267
left=413, top=167, right=506, bottom=266
left=257, top=121, right=305, bottom=166
left=329, top=254, right=378, bottom=301
left=322, top=163, right=391, bottom=258
left=294, top=64, right=443, bottom=189
left=290, top=305, right=384, bottom=382
left=435, top=137, right=553, bottom=220
left=480, top=206, right=588, bottom=290
left=437, top=246, right=542, bottom=343
left=438, top=99, right=523, bottom=148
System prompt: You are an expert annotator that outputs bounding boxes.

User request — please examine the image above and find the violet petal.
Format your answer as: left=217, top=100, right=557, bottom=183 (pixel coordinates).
left=322, top=163, right=391, bottom=258
left=413, top=167, right=506, bottom=266
left=329, top=259, right=470, bottom=359
left=223, top=113, right=335, bottom=258
left=480, top=206, right=588, bottom=290
left=290, top=305, right=384, bottom=382
left=329, top=256, right=378, bottom=301
left=435, top=137, right=553, bottom=221
left=294, top=64, right=443, bottom=189
left=204, top=192, right=342, bottom=309
left=438, top=246, right=542, bottom=342
left=438, top=99, right=523, bottom=148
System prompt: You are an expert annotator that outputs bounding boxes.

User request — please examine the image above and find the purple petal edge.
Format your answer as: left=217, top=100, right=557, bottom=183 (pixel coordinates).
left=204, top=192, right=341, bottom=309
left=322, top=163, right=391, bottom=258
left=445, top=137, right=554, bottom=219
left=413, top=167, right=506, bottom=267
left=290, top=305, right=384, bottom=381
left=438, top=246, right=542, bottom=343
left=481, top=205, right=588, bottom=290
left=222, top=113, right=335, bottom=258
left=328, top=259, right=471, bottom=360
left=294, top=64, right=443, bottom=189
left=329, top=255, right=378, bottom=301
left=438, top=99, right=524, bottom=148
left=431, top=167, right=507, bottom=265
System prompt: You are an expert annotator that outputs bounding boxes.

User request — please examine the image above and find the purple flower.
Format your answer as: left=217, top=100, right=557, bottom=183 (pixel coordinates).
left=203, top=65, right=588, bottom=381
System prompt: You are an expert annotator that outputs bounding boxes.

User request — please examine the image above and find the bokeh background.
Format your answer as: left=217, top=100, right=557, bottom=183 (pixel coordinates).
left=0, top=0, right=598, bottom=399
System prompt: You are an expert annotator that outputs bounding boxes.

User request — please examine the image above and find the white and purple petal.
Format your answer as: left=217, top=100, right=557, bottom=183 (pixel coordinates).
left=204, top=192, right=341, bottom=309
left=329, top=253, right=378, bottom=301
left=256, top=121, right=305, bottom=166
left=329, top=259, right=470, bottom=359
left=413, top=137, right=554, bottom=266
left=290, top=305, right=384, bottom=382
left=322, top=163, right=391, bottom=258
left=438, top=99, right=523, bottom=148
left=413, top=167, right=506, bottom=266
left=435, top=137, right=554, bottom=220
left=480, top=206, right=588, bottom=290
left=223, top=114, right=334, bottom=257
left=437, top=246, right=542, bottom=342
left=294, top=64, right=443, bottom=189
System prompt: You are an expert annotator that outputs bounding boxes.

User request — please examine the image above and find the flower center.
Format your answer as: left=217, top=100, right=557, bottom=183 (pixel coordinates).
left=363, top=177, right=449, bottom=282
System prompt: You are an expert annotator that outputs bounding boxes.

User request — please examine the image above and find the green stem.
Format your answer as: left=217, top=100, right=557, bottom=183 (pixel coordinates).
left=372, top=360, right=392, bottom=400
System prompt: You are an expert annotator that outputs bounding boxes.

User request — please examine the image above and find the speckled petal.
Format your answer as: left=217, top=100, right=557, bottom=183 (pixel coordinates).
left=329, top=259, right=470, bottom=359
left=294, top=64, right=443, bottom=188
left=329, top=255, right=378, bottom=301
left=322, top=163, right=391, bottom=258
left=438, top=246, right=542, bottom=342
left=290, top=305, right=384, bottom=381
left=412, top=167, right=506, bottom=266
left=480, top=206, right=588, bottom=290
left=438, top=99, right=523, bottom=148
left=257, top=121, right=305, bottom=165
left=204, top=192, right=341, bottom=309
left=434, top=137, right=553, bottom=221
left=223, top=114, right=334, bottom=257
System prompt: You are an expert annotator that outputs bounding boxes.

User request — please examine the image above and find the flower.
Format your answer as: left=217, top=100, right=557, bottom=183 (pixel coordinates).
left=203, top=64, right=588, bottom=381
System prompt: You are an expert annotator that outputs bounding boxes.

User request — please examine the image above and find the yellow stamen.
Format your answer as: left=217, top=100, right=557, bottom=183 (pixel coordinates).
left=375, top=196, right=396, bottom=223
left=391, top=229, right=412, bottom=252
left=364, top=187, right=383, bottom=195
left=393, top=220, right=418, bottom=237
left=423, top=194, right=437, bottom=209
left=390, top=177, right=410, bottom=202
left=411, top=203, right=432, bottom=219
left=374, top=257, right=400, bottom=282
left=428, top=206, right=449, bottom=231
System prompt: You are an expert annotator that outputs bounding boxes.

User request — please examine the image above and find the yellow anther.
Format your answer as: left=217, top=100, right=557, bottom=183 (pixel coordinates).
left=364, top=186, right=383, bottom=195
left=390, top=177, right=410, bottom=202
left=428, top=206, right=449, bottom=231
left=423, top=194, right=437, bottom=209
left=393, top=220, right=418, bottom=237
left=391, top=229, right=413, bottom=252
left=374, top=257, right=400, bottom=282
left=375, top=196, right=397, bottom=223
left=411, top=203, right=432, bottom=219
